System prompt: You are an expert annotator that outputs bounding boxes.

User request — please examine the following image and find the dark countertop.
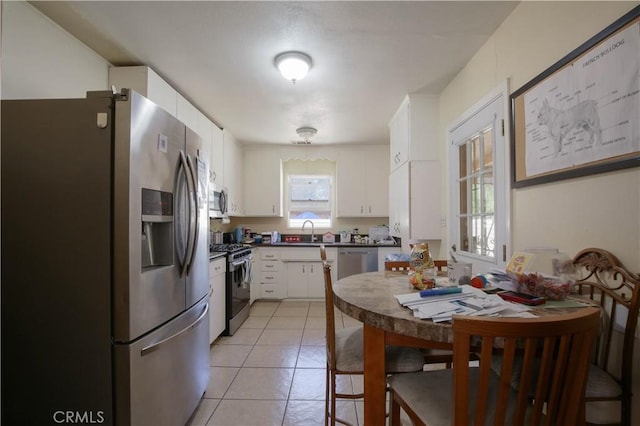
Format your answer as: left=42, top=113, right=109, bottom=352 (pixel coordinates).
left=253, top=242, right=400, bottom=249
left=208, top=252, right=227, bottom=261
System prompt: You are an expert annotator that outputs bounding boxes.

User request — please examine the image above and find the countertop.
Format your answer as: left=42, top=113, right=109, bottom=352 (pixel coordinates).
left=208, top=252, right=227, bottom=261
left=251, top=242, right=400, bottom=248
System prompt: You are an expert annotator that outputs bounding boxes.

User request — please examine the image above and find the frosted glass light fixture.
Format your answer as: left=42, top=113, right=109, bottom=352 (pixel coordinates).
left=296, top=127, right=317, bottom=143
left=275, top=52, right=312, bottom=83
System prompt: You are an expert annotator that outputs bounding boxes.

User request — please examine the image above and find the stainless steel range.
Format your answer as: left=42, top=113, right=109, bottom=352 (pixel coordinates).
left=210, top=244, right=253, bottom=335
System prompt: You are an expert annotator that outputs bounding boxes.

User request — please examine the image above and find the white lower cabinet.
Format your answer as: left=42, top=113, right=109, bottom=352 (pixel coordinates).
left=280, top=247, right=336, bottom=299
left=286, top=262, right=324, bottom=298
left=209, top=257, right=226, bottom=343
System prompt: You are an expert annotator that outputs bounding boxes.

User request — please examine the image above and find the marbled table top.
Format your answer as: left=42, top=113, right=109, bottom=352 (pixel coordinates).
left=333, top=271, right=455, bottom=343
left=332, top=271, right=593, bottom=345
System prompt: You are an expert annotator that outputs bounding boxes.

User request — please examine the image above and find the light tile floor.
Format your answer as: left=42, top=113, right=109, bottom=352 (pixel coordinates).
left=186, top=300, right=416, bottom=426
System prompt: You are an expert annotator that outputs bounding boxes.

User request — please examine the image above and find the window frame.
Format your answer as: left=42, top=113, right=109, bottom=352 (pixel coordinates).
left=447, top=81, right=511, bottom=272
left=286, top=174, right=333, bottom=229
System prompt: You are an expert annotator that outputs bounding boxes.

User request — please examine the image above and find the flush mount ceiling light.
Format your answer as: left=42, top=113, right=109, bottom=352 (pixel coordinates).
left=296, top=127, right=317, bottom=143
left=275, top=51, right=312, bottom=83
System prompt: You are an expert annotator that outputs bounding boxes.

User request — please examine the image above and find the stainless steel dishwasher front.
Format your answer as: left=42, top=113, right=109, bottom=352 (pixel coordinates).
left=337, top=247, right=378, bottom=280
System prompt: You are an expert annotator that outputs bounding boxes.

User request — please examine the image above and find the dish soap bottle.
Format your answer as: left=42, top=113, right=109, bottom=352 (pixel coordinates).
left=409, top=242, right=436, bottom=290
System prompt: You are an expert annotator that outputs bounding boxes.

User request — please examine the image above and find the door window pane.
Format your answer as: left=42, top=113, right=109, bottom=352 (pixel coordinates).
left=457, top=126, right=496, bottom=258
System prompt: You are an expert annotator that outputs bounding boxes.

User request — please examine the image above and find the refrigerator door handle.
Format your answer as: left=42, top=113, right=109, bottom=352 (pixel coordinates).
left=185, top=154, right=199, bottom=273
left=178, top=151, right=195, bottom=277
left=140, top=302, right=209, bottom=356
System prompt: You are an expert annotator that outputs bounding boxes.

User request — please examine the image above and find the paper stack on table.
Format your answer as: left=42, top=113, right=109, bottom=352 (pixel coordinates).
left=394, top=285, right=535, bottom=322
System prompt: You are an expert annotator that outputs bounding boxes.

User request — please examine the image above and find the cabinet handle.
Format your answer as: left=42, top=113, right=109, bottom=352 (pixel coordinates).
left=212, top=171, right=217, bottom=181
left=361, top=205, right=364, bottom=214
left=272, top=205, right=275, bottom=214
left=368, top=205, right=372, bottom=213
left=311, top=264, right=314, bottom=273
left=303, top=265, right=306, bottom=273
left=265, top=289, right=274, bottom=293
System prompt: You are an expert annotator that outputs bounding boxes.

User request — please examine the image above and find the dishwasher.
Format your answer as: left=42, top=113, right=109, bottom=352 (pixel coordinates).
left=337, top=247, right=378, bottom=280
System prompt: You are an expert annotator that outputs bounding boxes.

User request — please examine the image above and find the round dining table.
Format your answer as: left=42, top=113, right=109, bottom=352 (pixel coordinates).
left=332, top=270, right=591, bottom=426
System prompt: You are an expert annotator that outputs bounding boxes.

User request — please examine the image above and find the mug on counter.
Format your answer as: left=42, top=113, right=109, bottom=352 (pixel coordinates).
left=448, top=261, right=473, bottom=285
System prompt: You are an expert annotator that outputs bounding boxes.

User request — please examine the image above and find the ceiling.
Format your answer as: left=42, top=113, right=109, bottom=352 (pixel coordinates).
left=32, top=1, right=519, bottom=146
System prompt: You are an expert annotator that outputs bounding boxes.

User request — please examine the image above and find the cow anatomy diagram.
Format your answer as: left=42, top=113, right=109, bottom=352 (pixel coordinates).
left=523, top=22, right=639, bottom=177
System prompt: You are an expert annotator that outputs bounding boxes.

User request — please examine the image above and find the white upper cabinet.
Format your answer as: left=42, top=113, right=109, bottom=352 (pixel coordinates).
left=210, top=125, right=224, bottom=184
left=197, top=111, right=212, bottom=168
left=223, top=130, right=243, bottom=216
left=388, top=94, right=439, bottom=172
left=337, top=147, right=389, bottom=217
left=389, top=160, right=442, bottom=251
left=109, top=66, right=177, bottom=116
left=244, top=148, right=283, bottom=217
left=177, top=93, right=199, bottom=132
left=389, top=100, right=409, bottom=171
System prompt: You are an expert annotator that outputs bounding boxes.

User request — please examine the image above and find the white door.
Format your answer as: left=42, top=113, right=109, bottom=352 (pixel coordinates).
left=448, top=81, right=511, bottom=274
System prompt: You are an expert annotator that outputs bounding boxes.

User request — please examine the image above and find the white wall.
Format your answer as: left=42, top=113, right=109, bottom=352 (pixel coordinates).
left=439, top=1, right=639, bottom=268
left=1, top=0, right=110, bottom=99
left=438, top=2, right=639, bottom=423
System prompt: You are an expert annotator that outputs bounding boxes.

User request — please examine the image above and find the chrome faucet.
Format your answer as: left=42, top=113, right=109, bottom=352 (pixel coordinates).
left=301, top=220, right=316, bottom=242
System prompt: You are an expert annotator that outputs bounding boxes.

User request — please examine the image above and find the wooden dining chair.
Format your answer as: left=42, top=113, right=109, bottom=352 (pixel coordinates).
left=571, top=248, right=640, bottom=426
left=384, top=260, right=411, bottom=272
left=385, top=259, right=448, bottom=274
left=387, top=307, right=601, bottom=426
left=320, top=245, right=425, bottom=426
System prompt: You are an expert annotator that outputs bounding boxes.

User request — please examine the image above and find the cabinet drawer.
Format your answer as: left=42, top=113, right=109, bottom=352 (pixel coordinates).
left=261, top=284, right=286, bottom=299
left=260, top=250, right=279, bottom=260
left=209, top=258, right=226, bottom=275
left=261, top=260, right=281, bottom=272
left=259, top=271, right=281, bottom=284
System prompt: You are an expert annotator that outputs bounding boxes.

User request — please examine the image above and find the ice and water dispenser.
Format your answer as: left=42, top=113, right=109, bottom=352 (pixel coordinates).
left=141, top=188, right=174, bottom=269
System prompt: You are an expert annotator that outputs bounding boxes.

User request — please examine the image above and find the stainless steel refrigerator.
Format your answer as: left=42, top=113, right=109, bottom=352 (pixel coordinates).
left=1, top=89, right=210, bottom=425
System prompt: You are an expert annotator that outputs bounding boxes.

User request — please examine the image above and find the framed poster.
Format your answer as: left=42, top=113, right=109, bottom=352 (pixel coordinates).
left=510, top=6, right=640, bottom=188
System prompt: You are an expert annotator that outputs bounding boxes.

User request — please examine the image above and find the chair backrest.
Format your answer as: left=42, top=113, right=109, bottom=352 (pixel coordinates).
left=385, top=260, right=410, bottom=272
left=385, top=259, right=448, bottom=273
left=452, top=307, right=600, bottom=425
left=572, top=248, right=640, bottom=399
left=320, top=245, right=338, bottom=370
left=434, top=259, right=448, bottom=272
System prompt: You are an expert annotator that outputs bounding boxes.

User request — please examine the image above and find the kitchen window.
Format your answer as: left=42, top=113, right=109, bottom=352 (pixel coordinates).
left=287, top=175, right=332, bottom=229
left=448, top=81, right=510, bottom=272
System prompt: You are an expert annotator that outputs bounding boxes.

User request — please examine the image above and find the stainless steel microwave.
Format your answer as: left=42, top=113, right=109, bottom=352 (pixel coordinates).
left=209, top=184, right=229, bottom=222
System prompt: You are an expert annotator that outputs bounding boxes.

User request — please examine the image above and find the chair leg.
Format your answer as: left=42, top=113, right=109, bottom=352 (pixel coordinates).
left=330, top=370, right=337, bottom=426
left=325, top=366, right=330, bottom=426
left=389, top=389, right=401, bottom=426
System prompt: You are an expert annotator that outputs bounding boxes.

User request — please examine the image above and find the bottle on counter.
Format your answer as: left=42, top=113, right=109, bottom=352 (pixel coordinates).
left=408, top=242, right=436, bottom=290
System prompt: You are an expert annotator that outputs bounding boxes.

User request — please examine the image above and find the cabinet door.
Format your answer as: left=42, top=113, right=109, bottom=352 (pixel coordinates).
left=389, top=163, right=409, bottom=240
left=307, top=262, right=324, bottom=298
left=210, top=125, right=223, bottom=184
left=244, top=149, right=282, bottom=217
left=389, top=100, right=409, bottom=172
left=365, top=150, right=389, bottom=216
left=409, top=161, right=442, bottom=240
left=286, top=263, right=308, bottom=298
left=209, top=259, right=226, bottom=343
left=337, top=149, right=388, bottom=217
left=336, top=151, right=366, bottom=217
left=177, top=93, right=199, bottom=132
left=223, top=130, right=243, bottom=215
